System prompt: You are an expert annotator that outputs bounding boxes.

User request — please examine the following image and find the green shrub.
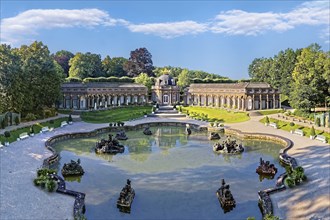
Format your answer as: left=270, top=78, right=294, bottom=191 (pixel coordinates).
left=247, top=217, right=256, bottom=220
left=310, top=126, right=316, bottom=136
left=25, top=113, right=37, bottom=121
left=289, top=122, right=295, bottom=127
left=30, top=125, right=35, bottom=135
left=285, top=176, right=295, bottom=188
left=210, top=122, right=214, bottom=127
left=109, top=123, right=113, bottom=127
left=45, top=179, right=56, bottom=192
left=49, top=120, right=54, bottom=124
left=264, top=214, right=280, bottom=220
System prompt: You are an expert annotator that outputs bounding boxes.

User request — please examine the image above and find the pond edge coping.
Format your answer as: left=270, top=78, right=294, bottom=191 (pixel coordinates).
left=41, top=122, right=297, bottom=219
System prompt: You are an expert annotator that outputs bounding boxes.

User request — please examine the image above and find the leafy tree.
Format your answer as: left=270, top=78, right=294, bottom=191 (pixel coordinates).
left=290, top=44, right=329, bottom=112
left=53, top=50, right=74, bottom=77
left=134, top=73, right=153, bottom=91
left=177, top=69, right=191, bottom=89
left=248, top=57, right=272, bottom=82
left=0, top=44, right=24, bottom=113
left=124, top=48, right=154, bottom=77
left=69, top=52, right=104, bottom=79
left=18, top=41, right=64, bottom=114
left=102, top=56, right=127, bottom=77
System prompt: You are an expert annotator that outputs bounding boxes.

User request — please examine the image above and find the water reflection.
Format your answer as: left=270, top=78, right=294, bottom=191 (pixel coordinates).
left=53, top=126, right=285, bottom=220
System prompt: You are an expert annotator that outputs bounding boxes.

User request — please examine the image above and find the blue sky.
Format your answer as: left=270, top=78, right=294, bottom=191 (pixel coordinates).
left=1, top=1, right=329, bottom=79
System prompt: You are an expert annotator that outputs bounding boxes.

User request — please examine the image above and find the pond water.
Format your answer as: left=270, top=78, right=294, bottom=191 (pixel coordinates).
left=53, top=126, right=285, bottom=220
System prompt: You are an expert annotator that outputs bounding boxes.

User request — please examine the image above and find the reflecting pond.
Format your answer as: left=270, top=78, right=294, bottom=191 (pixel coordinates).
left=53, top=126, right=285, bottom=220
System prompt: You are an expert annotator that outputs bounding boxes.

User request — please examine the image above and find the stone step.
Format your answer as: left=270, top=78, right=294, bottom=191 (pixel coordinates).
left=155, top=109, right=178, bottom=114
left=148, top=113, right=186, bottom=118
left=158, top=106, right=175, bottom=110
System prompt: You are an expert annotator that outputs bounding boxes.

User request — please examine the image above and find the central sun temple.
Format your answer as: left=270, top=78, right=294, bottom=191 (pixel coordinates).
left=60, top=74, right=281, bottom=111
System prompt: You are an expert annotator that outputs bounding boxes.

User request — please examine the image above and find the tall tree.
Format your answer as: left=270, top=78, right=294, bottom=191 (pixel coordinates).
left=177, top=69, right=191, bottom=89
left=0, top=44, right=24, bottom=113
left=248, top=57, right=273, bottom=83
left=102, top=56, right=127, bottom=77
left=134, top=73, right=153, bottom=91
left=53, top=50, right=74, bottom=77
left=18, top=41, right=63, bottom=113
left=124, top=48, right=154, bottom=77
left=69, top=52, right=104, bottom=79
left=290, top=44, right=329, bottom=112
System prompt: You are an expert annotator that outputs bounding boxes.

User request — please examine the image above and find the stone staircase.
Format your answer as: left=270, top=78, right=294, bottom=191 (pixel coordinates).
left=149, top=105, right=186, bottom=118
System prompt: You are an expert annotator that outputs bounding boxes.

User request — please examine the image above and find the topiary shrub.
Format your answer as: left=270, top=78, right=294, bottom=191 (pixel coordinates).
left=210, top=122, right=214, bottom=127
left=68, top=114, right=73, bottom=123
left=45, top=179, right=56, bottom=192
left=109, top=123, right=113, bottom=127
left=4, top=131, right=10, bottom=143
left=30, top=125, right=35, bottom=135
left=1, top=119, right=5, bottom=129
left=34, top=168, right=57, bottom=192
left=289, top=122, right=295, bottom=127
left=265, top=116, right=270, bottom=124
left=310, top=126, right=316, bottom=137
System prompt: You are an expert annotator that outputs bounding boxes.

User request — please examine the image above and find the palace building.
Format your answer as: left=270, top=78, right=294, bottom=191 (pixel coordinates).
left=185, top=82, right=281, bottom=111
left=151, top=74, right=180, bottom=105
left=60, top=82, right=148, bottom=110
left=60, top=75, right=281, bottom=111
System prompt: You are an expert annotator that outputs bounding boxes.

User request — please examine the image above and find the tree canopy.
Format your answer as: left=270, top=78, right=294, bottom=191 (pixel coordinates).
left=69, top=52, right=103, bottom=79
left=53, top=50, right=74, bottom=77
left=102, top=56, right=128, bottom=77
left=124, top=48, right=154, bottom=77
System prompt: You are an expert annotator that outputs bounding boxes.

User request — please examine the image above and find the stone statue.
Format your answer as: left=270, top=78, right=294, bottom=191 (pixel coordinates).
left=61, top=159, right=84, bottom=176
left=216, top=178, right=236, bottom=213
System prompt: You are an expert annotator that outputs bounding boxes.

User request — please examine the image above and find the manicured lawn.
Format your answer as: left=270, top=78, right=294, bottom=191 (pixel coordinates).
left=0, top=117, right=67, bottom=144
left=181, top=106, right=250, bottom=123
left=260, top=117, right=330, bottom=141
left=81, top=106, right=152, bottom=123
left=257, top=109, right=284, bottom=115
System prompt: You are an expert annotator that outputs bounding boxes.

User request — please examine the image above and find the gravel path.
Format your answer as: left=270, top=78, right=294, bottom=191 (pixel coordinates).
left=1, top=115, right=329, bottom=219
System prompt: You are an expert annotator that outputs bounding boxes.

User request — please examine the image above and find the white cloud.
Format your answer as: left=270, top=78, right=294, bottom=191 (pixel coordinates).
left=127, top=21, right=208, bottom=38
left=0, top=9, right=123, bottom=45
left=1, top=1, right=329, bottom=44
left=210, top=1, right=329, bottom=36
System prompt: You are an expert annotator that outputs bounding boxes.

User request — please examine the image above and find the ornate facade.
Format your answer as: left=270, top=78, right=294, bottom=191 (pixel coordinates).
left=60, top=82, right=148, bottom=110
left=152, top=74, right=180, bottom=105
left=185, top=83, right=280, bottom=111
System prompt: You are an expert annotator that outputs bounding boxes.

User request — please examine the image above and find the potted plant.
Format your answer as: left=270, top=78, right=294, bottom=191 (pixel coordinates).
left=68, top=114, right=73, bottom=125
left=4, top=131, right=10, bottom=146
left=310, top=126, right=316, bottom=139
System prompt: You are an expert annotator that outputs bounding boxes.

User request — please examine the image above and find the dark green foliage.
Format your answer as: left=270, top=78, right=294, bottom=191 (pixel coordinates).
left=68, top=114, right=73, bottom=122
left=109, top=123, right=112, bottom=127
left=14, top=116, right=20, bottom=125
left=4, top=131, right=10, bottom=140
left=82, top=76, right=134, bottom=83
left=102, top=56, right=128, bottom=77
left=30, top=125, right=35, bottom=134
left=1, top=119, right=5, bottom=129
left=65, top=77, right=83, bottom=82
left=265, top=116, right=270, bottom=124
left=69, top=52, right=104, bottom=79
left=34, top=168, right=57, bottom=192
left=264, top=214, right=280, bottom=220
left=289, top=122, right=295, bottom=127
left=310, top=126, right=316, bottom=136
left=285, top=176, right=295, bottom=188
left=25, top=113, right=37, bottom=121
left=49, top=120, right=54, bottom=124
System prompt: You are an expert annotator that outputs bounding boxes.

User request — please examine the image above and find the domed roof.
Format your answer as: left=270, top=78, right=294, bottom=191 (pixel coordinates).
left=157, top=74, right=175, bottom=86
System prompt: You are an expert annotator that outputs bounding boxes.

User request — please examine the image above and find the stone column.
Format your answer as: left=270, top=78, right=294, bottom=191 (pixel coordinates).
left=78, top=95, right=81, bottom=109
left=63, top=95, right=66, bottom=109
left=252, top=95, right=255, bottom=110
left=266, top=94, right=269, bottom=109
left=259, top=94, right=262, bottom=110
left=273, top=94, right=275, bottom=109
left=279, top=95, right=281, bottom=109
left=237, top=97, right=241, bottom=110
left=70, top=95, right=73, bottom=109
